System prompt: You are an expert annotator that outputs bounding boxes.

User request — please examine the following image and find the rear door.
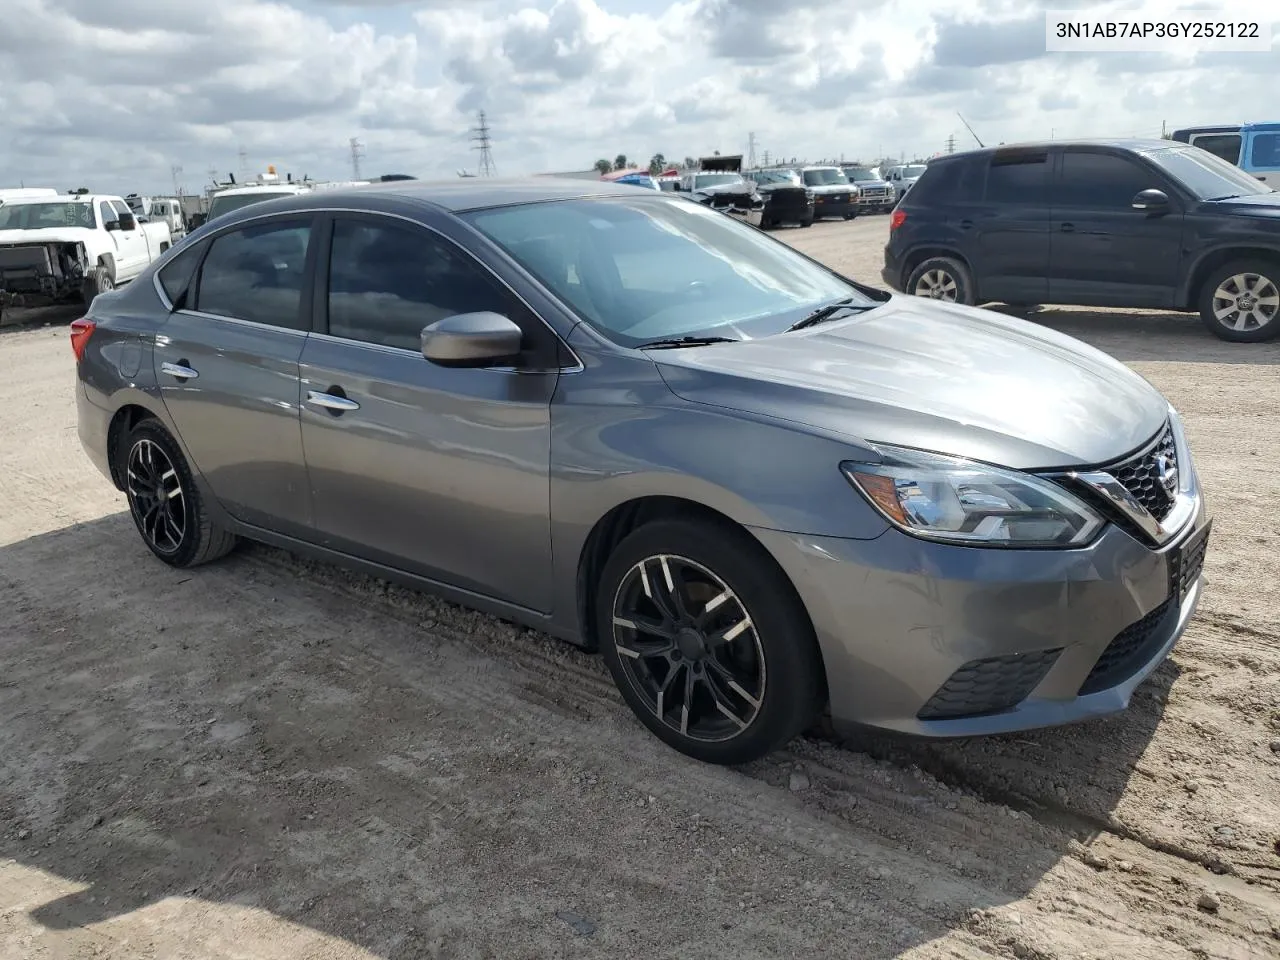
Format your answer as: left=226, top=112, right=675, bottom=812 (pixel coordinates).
left=152, top=214, right=317, bottom=536
left=971, top=147, right=1052, bottom=302
left=1047, top=147, right=1185, bottom=308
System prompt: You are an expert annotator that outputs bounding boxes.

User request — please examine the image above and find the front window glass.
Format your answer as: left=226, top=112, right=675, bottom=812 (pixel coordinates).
left=0, top=201, right=95, bottom=230
left=802, top=168, right=849, bottom=186
left=902, top=165, right=928, bottom=178
left=462, top=195, right=874, bottom=346
left=1145, top=146, right=1273, bottom=199
left=1250, top=133, right=1280, bottom=168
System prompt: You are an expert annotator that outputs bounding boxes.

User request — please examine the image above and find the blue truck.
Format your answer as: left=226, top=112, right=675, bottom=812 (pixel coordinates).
left=1169, top=122, right=1280, bottom=184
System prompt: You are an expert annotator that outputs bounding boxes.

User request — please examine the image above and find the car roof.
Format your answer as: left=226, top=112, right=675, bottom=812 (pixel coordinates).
left=930, top=137, right=1190, bottom=164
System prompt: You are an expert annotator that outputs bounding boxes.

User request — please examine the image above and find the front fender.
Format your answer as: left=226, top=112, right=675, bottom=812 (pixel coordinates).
left=546, top=336, right=889, bottom=639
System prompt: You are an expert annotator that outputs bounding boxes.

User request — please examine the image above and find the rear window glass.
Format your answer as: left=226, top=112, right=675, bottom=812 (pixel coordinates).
left=1190, top=134, right=1241, bottom=164
left=910, top=160, right=984, bottom=203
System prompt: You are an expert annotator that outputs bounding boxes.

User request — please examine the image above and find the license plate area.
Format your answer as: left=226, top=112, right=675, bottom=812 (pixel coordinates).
left=1167, top=519, right=1210, bottom=604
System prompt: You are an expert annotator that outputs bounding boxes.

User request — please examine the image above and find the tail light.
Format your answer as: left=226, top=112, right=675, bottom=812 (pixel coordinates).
left=69, top=318, right=96, bottom=362
left=890, top=209, right=907, bottom=230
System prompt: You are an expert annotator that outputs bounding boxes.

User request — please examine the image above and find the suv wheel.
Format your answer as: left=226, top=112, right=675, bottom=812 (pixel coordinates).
left=595, top=519, right=825, bottom=765
left=1198, top=259, right=1280, bottom=342
left=906, top=256, right=975, bottom=306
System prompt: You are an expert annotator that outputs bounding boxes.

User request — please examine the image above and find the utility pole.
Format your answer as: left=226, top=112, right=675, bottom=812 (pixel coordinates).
left=170, top=164, right=184, bottom=197
left=349, top=137, right=365, bottom=181
left=746, top=131, right=757, bottom=169
left=472, top=111, right=497, bottom=177
left=237, top=146, right=249, bottom=179
left=1161, top=119, right=1167, bottom=138
left=945, top=134, right=956, bottom=154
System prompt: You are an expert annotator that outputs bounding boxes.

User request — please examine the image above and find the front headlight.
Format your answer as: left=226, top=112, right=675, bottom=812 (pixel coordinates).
left=840, top=445, right=1104, bottom=548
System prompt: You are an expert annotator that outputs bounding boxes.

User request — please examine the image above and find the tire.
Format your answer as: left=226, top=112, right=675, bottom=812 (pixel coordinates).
left=800, top=218, right=813, bottom=228
left=82, top=265, right=114, bottom=304
left=906, top=256, right=975, bottom=306
left=1196, top=258, right=1280, bottom=342
left=843, top=211, right=858, bottom=220
left=595, top=519, right=825, bottom=765
left=119, top=419, right=238, bottom=568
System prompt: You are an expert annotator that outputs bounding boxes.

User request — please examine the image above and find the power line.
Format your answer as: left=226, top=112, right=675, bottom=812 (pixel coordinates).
left=471, top=111, right=496, bottom=177
left=350, top=137, right=365, bottom=181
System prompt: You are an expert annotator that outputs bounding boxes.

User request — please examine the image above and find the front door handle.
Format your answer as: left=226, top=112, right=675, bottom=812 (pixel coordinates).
left=1059, top=222, right=1075, bottom=233
left=958, top=218, right=974, bottom=230
left=160, top=360, right=198, bottom=380
left=306, top=389, right=360, bottom=413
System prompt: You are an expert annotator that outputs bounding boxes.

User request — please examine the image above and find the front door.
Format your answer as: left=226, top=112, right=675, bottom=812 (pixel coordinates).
left=298, top=212, right=559, bottom=612
left=153, top=215, right=316, bottom=535
left=1047, top=148, right=1185, bottom=308
left=971, top=148, right=1052, bottom=302
left=98, top=200, right=145, bottom=279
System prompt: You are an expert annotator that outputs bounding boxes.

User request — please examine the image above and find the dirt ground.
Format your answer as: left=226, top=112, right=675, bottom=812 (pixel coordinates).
left=1, top=216, right=1278, bottom=960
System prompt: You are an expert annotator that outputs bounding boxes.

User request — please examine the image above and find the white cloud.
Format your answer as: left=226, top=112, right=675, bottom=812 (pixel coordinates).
left=0, top=0, right=1275, bottom=194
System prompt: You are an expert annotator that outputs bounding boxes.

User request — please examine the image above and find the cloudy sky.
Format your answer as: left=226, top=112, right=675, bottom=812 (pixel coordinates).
left=0, top=0, right=1275, bottom=195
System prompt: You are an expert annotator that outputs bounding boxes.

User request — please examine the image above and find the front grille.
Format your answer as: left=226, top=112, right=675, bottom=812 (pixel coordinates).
left=1108, top=422, right=1178, bottom=523
left=917, top=648, right=1063, bottom=720
left=1077, top=599, right=1173, bottom=696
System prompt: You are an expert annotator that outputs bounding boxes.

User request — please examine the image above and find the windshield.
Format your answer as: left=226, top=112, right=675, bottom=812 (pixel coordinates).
left=207, top=190, right=299, bottom=220
left=462, top=195, right=873, bottom=346
left=802, top=168, right=849, bottom=186
left=0, top=201, right=95, bottom=230
left=1145, top=145, right=1274, bottom=200
left=902, top=165, right=928, bottom=179
left=694, top=173, right=744, bottom=189
left=843, top=167, right=878, bottom=181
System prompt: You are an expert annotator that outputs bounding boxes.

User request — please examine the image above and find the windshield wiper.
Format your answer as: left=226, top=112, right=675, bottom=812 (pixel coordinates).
left=1204, top=193, right=1242, bottom=201
left=638, top=335, right=739, bottom=349
left=787, top=298, right=876, bottom=331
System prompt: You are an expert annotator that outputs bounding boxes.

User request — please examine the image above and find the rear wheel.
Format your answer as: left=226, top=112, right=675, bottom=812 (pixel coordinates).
left=800, top=217, right=813, bottom=228
left=1197, top=259, right=1280, bottom=342
left=82, top=266, right=113, bottom=304
left=120, top=419, right=238, bottom=567
left=906, top=256, right=975, bottom=306
left=596, top=519, right=825, bottom=765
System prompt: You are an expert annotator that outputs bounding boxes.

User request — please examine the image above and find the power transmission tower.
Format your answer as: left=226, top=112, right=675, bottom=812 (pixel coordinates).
left=349, top=137, right=365, bottom=181
left=472, top=111, right=497, bottom=177
left=171, top=164, right=184, bottom=197
left=945, top=134, right=956, bottom=154
left=762, top=150, right=771, bottom=167
left=747, top=132, right=757, bottom=168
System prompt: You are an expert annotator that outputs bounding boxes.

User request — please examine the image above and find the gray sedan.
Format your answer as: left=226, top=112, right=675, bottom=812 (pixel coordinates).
left=72, top=179, right=1211, bottom=765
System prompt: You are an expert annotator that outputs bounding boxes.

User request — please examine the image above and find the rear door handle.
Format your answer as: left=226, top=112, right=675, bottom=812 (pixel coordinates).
left=1059, top=222, right=1075, bottom=233
left=160, top=360, right=198, bottom=380
left=306, top=389, right=360, bottom=412
left=958, top=218, right=974, bottom=230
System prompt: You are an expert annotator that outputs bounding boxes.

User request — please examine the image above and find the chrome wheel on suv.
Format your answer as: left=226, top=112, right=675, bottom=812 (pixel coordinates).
left=906, top=256, right=975, bottom=306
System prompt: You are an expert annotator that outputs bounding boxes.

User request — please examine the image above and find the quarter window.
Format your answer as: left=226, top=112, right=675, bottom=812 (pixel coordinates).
left=1053, top=152, right=1162, bottom=208
left=985, top=152, right=1048, bottom=204
left=1250, top=133, right=1280, bottom=167
left=193, top=219, right=313, bottom=329
left=326, top=218, right=518, bottom=353
left=157, top=240, right=206, bottom=309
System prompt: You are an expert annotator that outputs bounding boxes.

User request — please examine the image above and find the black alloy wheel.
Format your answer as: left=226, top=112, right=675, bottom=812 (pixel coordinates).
left=121, top=419, right=238, bottom=567
left=596, top=519, right=825, bottom=765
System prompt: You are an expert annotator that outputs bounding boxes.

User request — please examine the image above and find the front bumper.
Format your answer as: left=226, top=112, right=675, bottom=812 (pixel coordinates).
left=812, top=196, right=857, bottom=218
left=857, top=192, right=895, bottom=208
left=724, top=206, right=764, bottom=227
left=750, top=492, right=1210, bottom=738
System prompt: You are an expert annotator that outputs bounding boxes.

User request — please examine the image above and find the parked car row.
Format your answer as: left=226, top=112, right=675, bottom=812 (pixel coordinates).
left=883, top=138, right=1280, bottom=342
left=74, top=177, right=1211, bottom=767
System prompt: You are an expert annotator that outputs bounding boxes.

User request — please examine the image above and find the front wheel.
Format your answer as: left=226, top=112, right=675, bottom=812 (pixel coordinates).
left=800, top=217, right=813, bottom=228
left=120, top=419, right=238, bottom=567
left=82, top=266, right=113, bottom=304
left=596, top=519, right=825, bottom=765
left=906, top=256, right=976, bottom=306
left=1197, top=259, right=1280, bottom=342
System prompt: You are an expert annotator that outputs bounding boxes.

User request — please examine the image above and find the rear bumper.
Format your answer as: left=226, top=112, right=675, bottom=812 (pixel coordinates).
left=881, top=247, right=903, bottom=291
left=76, top=379, right=115, bottom=485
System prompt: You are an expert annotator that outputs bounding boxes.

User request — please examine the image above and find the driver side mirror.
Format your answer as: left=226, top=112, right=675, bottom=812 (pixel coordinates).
left=1131, top=189, right=1169, bottom=214
left=118, top=212, right=137, bottom=231
left=421, top=312, right=523, bottom=368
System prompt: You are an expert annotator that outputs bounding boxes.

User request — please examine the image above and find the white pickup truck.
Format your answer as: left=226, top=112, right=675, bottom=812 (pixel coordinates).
left=0, top=193, right=172, bottom=310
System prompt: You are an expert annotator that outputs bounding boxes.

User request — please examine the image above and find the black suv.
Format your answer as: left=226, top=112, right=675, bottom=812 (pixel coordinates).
left=882, top=139, right=1280, bottom=342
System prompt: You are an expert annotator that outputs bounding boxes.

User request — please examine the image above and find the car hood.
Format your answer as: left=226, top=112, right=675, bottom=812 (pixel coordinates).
left=0, top=227, right=96, bottom=245
left=652, top=296, right=1169, bottom=470
left=852, top=180, right=892, bottom=190
left=1204, top=193, right=1280, bottom=220
left=806, top=183, right=854, bottom=194
left=695, top=182, right=753, bottom=195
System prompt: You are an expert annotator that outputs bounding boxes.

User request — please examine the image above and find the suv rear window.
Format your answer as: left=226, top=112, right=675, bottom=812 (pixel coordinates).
left=985, top=150, right=1049, bottom=204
